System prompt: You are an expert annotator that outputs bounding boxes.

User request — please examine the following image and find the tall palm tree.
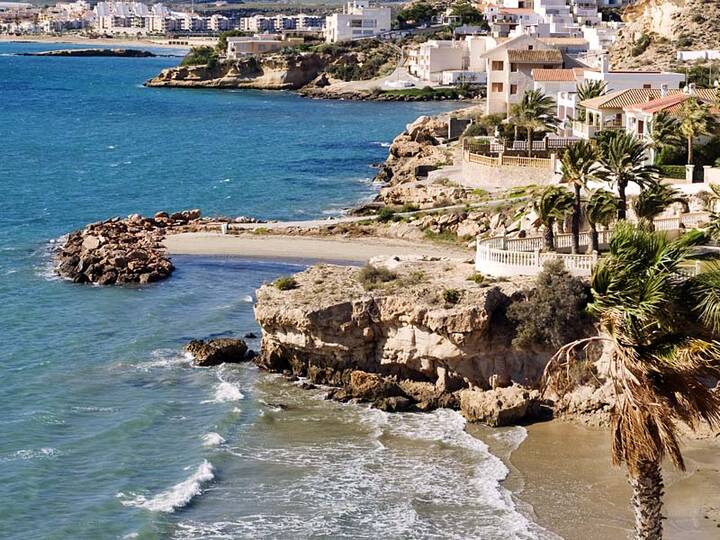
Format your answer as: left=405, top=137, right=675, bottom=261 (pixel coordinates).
left=576, top=79, right=608, bottom=122
left=677, top=97, right=715, bottom=165
left=544, top=223, right=720, bottom=539
left=510, top=89, right=558, bottom=158
left=647, top=111, right=681, bottom=163
left=632, top=182, right=688, bottom=229
left=585, top=189, right=618, bottom=253
left=561, top=140, right=600, bottom=253
left=597, top=132, right=659, bottom=220
left=533, top=186, right=574, bottom=250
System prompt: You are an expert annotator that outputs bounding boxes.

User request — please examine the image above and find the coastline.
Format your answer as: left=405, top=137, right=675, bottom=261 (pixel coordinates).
left=509, top=421, right=720, bottom=539
left=163, top=232, right=472, bottom=263
left=0, top=35, right=191, bottom=51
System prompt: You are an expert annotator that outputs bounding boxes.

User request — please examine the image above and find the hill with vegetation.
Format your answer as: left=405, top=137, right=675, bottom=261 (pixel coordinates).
left=610, top=0, right=720, bottom=73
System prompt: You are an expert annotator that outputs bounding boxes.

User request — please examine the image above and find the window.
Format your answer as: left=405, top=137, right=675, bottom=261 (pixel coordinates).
left=350, top=19, right=362, bottom=28
left=643, top=84, right=651, bottom=89
left=491, top=82, right=504, bottom=92
left=510, top=63, right=518, bottom=72
left=638, top=120, right=645, bottom=135
left=528, top=45, right=534, bottom=50
left=491, top=60, right=504, bottom=71
left=510, top=84, right=518, bottom=95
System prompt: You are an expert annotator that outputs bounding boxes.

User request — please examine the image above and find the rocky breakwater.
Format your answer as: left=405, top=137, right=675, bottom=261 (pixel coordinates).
left=20, top=48, right=156, bottom=58
left=145, top=53, right=324, bottom=90
left=254, top=256, right=572, bottom=425
left=55, top=209, right=205, bottom=285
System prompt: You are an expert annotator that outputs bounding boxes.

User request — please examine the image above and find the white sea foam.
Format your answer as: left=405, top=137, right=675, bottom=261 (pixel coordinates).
left=2, top=447, right=59, bottom=463
left=119, top=460, right=215, bottom=513
left=137, top=349, right=193, bottom=370
left=202, top=432, right=226, bottom=447
left=241, top=295, right=253, bottom=303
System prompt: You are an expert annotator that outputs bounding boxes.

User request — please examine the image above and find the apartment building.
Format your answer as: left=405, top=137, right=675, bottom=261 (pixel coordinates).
left=239, top=14, right=324, bottom=33
left=226, top=35, right=286, bottom=59
left=481, top=34, right=563, bottom=115
left=324, top=0, right=391, bottom=43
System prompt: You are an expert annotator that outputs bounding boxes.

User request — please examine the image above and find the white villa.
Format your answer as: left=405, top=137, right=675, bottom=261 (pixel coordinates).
left=324, top=0, right=391, bottom=43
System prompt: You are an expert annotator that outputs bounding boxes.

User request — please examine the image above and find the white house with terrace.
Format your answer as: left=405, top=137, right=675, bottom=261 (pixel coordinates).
left=324, top=0, right=391, bottom=43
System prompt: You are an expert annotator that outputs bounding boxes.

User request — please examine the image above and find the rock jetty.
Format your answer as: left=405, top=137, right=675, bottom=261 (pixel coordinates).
left=54, top=209, right=204, bottom=285
left=185, top=338, right=249, bottom=366
left=21, top=48, right=155, bottom=58
left=253, top=256, right=583, bottom=425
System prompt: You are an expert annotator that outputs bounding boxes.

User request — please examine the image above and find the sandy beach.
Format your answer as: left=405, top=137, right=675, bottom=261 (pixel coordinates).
left=0, top=35, right=191, bottom=50
left=510, top=421, right=720, bottom=539
left=164, top=232, right=473, bottom=263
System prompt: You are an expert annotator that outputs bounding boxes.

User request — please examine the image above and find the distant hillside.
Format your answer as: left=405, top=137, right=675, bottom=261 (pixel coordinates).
left=610, top=0, right=720, bottom=70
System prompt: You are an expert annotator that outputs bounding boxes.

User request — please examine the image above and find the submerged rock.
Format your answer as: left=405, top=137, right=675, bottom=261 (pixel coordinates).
left=184, top=338, right=248, bottom=367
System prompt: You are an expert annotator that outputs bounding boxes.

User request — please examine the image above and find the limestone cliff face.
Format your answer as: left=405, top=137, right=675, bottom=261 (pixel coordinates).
left=610, top=0, right=720, bottom=70
left=254, top=259, right=554, bottom=393
left=145, top=53, right=324, bottom=90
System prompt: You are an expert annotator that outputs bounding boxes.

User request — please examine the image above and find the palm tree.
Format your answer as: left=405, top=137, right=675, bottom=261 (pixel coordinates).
left=647, top=111, right=681, bottom=163
left=510, top=89, right=558, bottom=158
left=632, top=182, right=688, bottom=229
left=597, top=132, right=659, bottom=220
left=576, top=80, right=608, bottom=122
left=544, top=223, right=720, bottom=539
left=585, top=189, right=618, bottom=253
left=561, top=140, right=600, bottom=253
left=677, top=97, right=715, bottom=165
left=534, top=186, right=574, bottom=250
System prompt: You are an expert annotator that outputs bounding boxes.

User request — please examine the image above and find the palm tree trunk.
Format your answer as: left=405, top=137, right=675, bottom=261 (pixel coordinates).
left=589, top=223, right=599, bottom=254
left=629, top=459, right=664, bottom=540
left=527, top=127, right=533, bottom=158
left=572, top=184, right=581, bottom=254
left=687, top=135, right=693, bottom=165
left=618, top=182, right=627, bottom=221
left=544, top=218, right=555, bottom=251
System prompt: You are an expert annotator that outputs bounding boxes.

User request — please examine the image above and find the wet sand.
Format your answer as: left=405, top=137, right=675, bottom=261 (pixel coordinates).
left=510, top=421, right=720, bottom=539
left=163, top=232, right=472, bottom=264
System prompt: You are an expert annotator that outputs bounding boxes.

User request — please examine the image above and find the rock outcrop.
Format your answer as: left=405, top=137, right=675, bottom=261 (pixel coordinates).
left=54, top=209, right=205, bottom=285
left=145, top=53, right=325, bottom=90
left=459, top=386, right=549, bottom=426
left=610, top=0, right=720, bottom=71
left=20, top=48, right=156, bottom=57
left=185, top=338, right=249, bottom=366
left=253, top=257, right=589, bottom=424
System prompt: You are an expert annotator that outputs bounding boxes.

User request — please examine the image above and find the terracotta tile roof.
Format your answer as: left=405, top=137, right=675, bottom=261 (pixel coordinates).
left=624, top=89, right=719, bottom=114
left=507, top=48, right=563, bottom=64
left=579, top=88, right=666, bottom=110
left=499, top=7, right=535, bottom=15
left=532, top=68, right=577, bottom=82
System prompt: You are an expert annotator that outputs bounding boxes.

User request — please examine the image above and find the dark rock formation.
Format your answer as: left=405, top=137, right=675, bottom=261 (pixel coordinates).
left=21, top=48, right=155, bottom=57
left=184, top=338, right=249, bottom=367
left=54, top=209, right=205, bottom=285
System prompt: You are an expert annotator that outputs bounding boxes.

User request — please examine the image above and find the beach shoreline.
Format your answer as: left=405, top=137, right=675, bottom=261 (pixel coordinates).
left=0, top=34, right=191, bottom=51
left=508, top=421, right=720, bottom=540
left=163, top=232, right=473, bottom=264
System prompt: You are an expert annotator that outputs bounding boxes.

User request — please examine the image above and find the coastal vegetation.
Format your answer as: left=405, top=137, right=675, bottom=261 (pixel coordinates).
left=273, top=276, right=299, bottom=291
left=180, top=46, right=218, bottom=67
left=509, top=89, right=559, bottom=158
left=358, top=264, right=397, bottom=290
left=544, top=223, right=720, bottom=539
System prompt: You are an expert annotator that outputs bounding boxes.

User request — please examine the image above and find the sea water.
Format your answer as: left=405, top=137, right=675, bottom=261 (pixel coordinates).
left=0, top=42, right=552, bottom=539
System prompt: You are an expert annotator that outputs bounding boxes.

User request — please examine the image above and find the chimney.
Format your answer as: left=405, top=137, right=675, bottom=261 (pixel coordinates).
left=600, top=53, right=609, bottom=73
left=660, top=83, right=668, bottom=97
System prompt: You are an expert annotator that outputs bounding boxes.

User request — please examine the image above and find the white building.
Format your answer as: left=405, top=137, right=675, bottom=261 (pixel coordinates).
left=408, top=36, right=497, bottom=85
left=324, top=0, right=391, bottom=43
left=227, top=35, right=285, bottom=59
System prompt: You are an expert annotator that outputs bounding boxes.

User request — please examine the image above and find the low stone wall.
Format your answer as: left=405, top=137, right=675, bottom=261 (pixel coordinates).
left=461, top=160, right=559, bottom=190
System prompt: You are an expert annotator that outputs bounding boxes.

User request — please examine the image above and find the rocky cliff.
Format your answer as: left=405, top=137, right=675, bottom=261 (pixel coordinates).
left=611, top=0, right=720, bottom=70
left=145, top=53, right=325, bottom=90
left=254, top=257, right=596, bottom=424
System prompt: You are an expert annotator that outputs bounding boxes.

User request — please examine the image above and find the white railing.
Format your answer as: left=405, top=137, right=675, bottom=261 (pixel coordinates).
left=475, top=212, right=711, bottom=278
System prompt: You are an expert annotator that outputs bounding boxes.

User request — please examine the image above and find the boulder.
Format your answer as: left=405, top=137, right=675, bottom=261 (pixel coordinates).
left=459, top=386, right=547, bottom=427
left=184, top=338, right=249, bottom=367
left=373, top=396, right=413, bottom=412
left=347, top=370, right=404, bottom=401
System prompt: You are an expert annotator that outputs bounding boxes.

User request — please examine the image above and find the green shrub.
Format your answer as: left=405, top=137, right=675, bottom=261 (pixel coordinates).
left=506, top=259, right=590, bottom=350
left=631, top=34, right=651, bottom=57
left=274, top=276, right=298, bottom=291
left=180, top=46, right=218, bottom=67
left=358, top=265, right=397, bottom=289
left=466, top=272, right=485, bottom=284
left=377, top=207, right=396, bottom=222
left=443, top=288, right=461, bottom=304
left=658, top=165, right=686, bottom=179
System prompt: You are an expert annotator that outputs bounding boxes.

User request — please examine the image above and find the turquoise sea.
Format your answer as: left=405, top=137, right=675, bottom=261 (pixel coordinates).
left=0, top=43, right=550, bottom=539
